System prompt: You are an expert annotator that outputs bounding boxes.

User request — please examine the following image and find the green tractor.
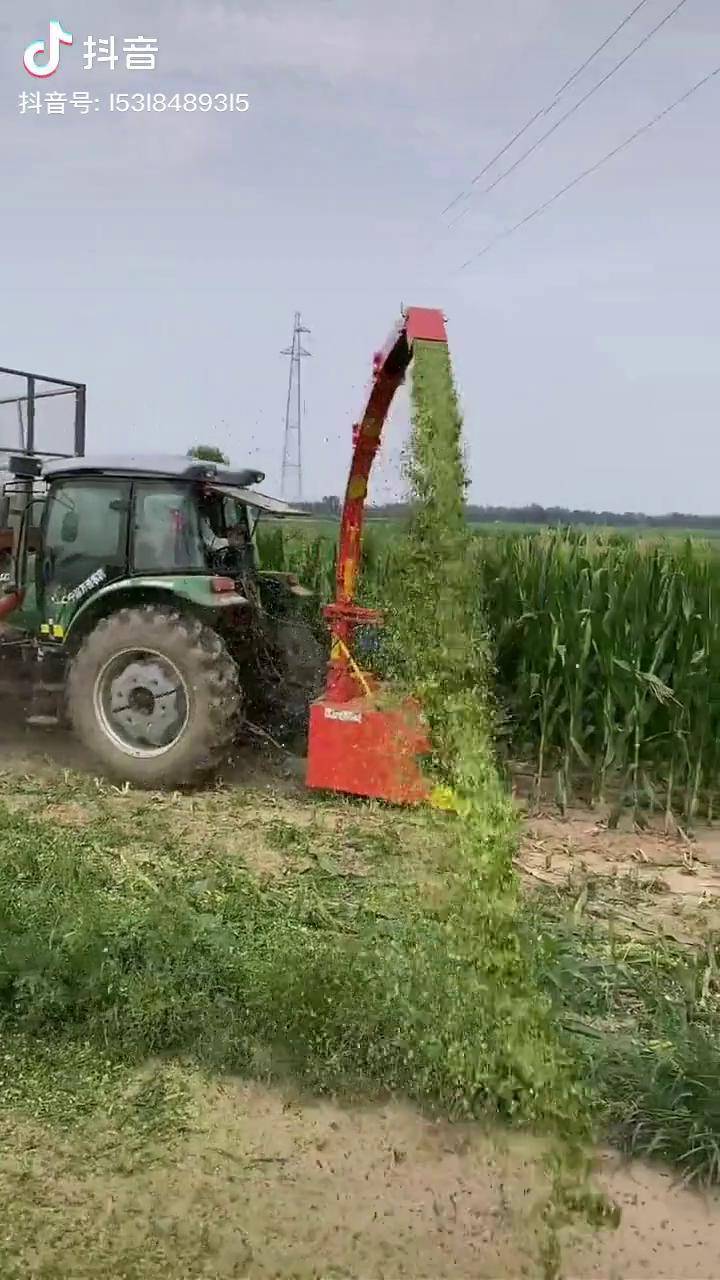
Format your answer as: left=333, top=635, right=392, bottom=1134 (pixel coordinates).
left=0, top=453, right=325, bottom=787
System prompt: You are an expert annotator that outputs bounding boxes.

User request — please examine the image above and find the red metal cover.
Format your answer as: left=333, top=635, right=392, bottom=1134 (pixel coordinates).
left=306, top=696, right=430, bottom=805
left=404, top=307, right=448, bottom=345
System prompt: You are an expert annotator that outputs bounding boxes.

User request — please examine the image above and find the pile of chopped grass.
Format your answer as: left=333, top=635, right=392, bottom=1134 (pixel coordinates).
left=1, top=794, right=720, bottom=1185
left=0, top=803, right=581, bottom=1122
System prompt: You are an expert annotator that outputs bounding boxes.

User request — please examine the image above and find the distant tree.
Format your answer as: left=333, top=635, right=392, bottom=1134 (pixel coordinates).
left=294, top=494, right=343, bottom=516
left=187, top=444, right=229, bottom=466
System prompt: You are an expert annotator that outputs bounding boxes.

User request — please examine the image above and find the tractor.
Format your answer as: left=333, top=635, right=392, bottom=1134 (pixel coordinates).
left=1, top=304, right=450, bottom=804
left=0, top=451, right=324, bottom=787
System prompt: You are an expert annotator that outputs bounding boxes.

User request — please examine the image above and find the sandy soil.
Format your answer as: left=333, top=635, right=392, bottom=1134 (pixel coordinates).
left=5, top=1077, right=720, bottom=1279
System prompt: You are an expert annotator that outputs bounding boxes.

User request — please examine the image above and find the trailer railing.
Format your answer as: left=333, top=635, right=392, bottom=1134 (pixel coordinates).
left=0, top=365, right=86, bottom=461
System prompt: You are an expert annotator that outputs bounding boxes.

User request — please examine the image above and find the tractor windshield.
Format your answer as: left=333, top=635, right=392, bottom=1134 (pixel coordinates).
left=132, top=481, right=253, bottom=576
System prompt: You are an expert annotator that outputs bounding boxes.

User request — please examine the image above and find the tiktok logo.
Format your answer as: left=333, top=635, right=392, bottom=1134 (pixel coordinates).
left=23, top=20, right=73, bottom=78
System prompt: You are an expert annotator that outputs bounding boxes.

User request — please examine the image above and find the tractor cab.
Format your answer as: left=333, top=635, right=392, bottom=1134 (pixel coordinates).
left=5, top=454, right=308, bottom=640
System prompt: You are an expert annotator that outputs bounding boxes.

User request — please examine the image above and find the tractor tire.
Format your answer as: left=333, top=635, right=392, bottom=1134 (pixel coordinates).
left=270, top=619, right=326, bottom=734
left=66, top=606, right=241, bottom=788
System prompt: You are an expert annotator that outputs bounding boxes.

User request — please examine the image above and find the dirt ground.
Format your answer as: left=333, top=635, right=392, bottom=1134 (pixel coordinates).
left=2, top=722, right=720, bottom=1277
left=517, top=805, right=720, bottom=945
left=5, top=1074, right=720, bottom=1280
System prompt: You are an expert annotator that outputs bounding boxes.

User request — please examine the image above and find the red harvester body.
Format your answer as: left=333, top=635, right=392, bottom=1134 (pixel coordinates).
left=305, top=306, right=448, bottom=804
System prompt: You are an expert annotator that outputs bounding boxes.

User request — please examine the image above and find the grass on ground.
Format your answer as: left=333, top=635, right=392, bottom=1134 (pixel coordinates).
left=1, top=765, right=719, bottom=1189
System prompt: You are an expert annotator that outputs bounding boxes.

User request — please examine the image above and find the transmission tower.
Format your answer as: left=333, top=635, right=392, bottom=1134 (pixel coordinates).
left=280, top=311, right=311, bottom=500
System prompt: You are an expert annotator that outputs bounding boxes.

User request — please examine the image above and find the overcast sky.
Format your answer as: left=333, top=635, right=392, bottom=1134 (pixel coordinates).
left=1, top=0, right=718, bottom=512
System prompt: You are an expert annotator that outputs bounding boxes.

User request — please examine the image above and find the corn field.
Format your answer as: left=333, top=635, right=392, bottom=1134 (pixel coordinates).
left=258, top=524, right=720, bottom=821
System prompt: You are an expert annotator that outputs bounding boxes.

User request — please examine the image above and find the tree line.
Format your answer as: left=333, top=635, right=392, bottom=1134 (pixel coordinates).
left=298, top=496, right=720, bottom=529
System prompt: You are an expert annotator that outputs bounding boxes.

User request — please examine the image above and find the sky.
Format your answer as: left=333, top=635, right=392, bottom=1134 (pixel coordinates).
left=1, top=0, right=718, bottom=513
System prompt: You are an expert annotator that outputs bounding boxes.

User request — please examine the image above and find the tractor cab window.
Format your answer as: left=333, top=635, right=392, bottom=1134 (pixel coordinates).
left=42, top=479, right=129, bottom=603
left=132, top=482, right=206, bottom=573
left=197, top=491, right=255, bottom=576
left=131, top=482, right=255, bottom=577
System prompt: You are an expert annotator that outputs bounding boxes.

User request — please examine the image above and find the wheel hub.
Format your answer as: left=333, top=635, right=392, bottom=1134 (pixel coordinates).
left=95, top=650, right=189, bottom=757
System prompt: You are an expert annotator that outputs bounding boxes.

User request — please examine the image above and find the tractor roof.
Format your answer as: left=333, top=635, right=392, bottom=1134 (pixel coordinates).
left=42, top=454, right=265, bottom=488
left=39, top=455, right=310, bottom=517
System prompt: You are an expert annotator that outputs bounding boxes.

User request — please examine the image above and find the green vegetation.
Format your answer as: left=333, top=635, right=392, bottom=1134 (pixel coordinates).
left=258, top=523, right=720, bottom=820
left=4, top=349, right=720, bottom=1276
left=481, top=530, right=720, bottom=821
left=301, top=493, right=720, bottom=535
left=251, top=346, right=720, bottom=1231
left=0, top=782, right=719, bottom=1187
left=532, top=879, right=720, bottom=1185
left=383, top=341, right=597, bottom=1266
left=382, top=341, right=585, bottom=1138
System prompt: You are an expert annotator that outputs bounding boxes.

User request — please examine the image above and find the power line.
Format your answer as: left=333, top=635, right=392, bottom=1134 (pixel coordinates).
left=447, top=0, right=690, bottom=229
left=548, top=0, right=654, bottom=104
left=456, top=63, right=720, bottom=272
left=441, top=0, right=652, bottom=218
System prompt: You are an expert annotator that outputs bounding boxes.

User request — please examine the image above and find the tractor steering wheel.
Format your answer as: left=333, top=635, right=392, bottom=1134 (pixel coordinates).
left=210, top=545, right=237, bottom=576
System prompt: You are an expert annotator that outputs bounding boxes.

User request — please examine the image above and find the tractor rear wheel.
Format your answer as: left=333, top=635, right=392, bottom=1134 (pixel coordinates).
left=67, top=606, right=240, bottom=788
